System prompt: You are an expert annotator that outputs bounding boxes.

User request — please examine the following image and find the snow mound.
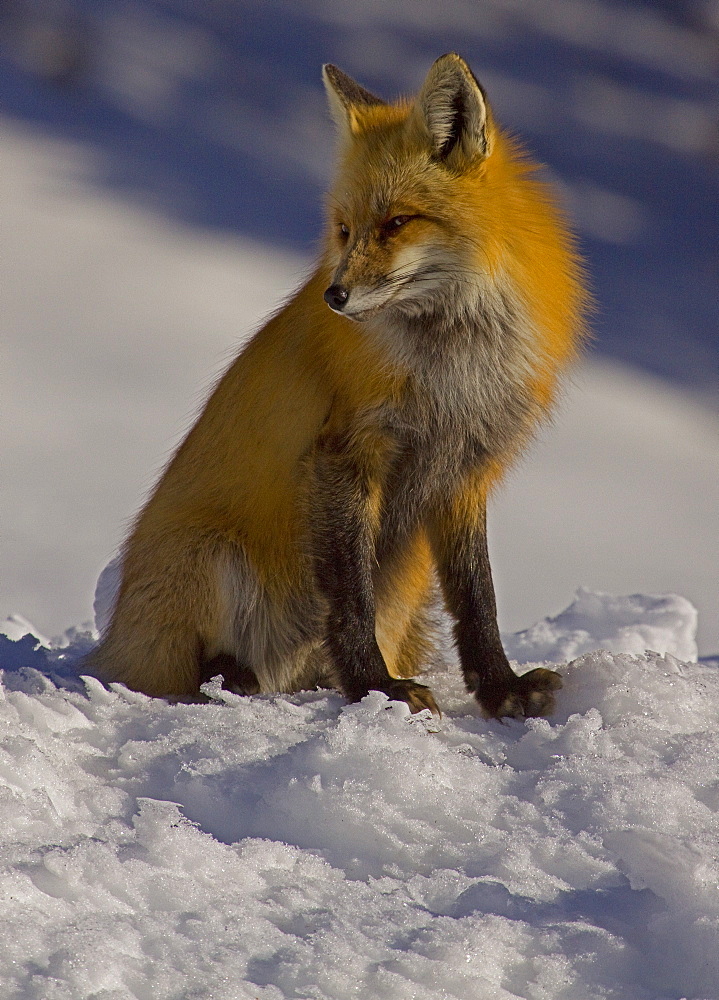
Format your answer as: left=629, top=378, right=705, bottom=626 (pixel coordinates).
left=504, top=587, right=699, bottom=664
left=0, top=589, right=715, bottom=998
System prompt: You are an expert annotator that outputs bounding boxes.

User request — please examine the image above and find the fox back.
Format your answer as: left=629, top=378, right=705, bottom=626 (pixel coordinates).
left=90, top=54, right=588, bottom=718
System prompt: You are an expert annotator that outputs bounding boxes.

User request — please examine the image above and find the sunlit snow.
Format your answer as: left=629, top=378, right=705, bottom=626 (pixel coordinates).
left=1, top=588, right=717, bottom=999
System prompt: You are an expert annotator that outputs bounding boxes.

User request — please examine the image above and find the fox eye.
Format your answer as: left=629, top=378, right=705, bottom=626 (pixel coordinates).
left=338, top=223, right=350, bottom=239
left=388, top=215, right=412, bottom=231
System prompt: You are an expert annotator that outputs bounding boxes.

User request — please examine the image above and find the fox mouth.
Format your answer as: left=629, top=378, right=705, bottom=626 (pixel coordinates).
left=338, top=285, right=415, bottom=322
left=327, top=263, right=446, bottom=321
left=341, top=303, right=382, bottom=322
left=325, top=294, right=389, bottom=322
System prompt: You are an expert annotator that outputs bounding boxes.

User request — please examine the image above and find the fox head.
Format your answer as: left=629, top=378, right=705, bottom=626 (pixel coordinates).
left=322, top=53, right=496, bottom=323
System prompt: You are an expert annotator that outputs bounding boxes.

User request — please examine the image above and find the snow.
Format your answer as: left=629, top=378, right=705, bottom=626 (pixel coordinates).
left=1, top=590, right=717, bottom=999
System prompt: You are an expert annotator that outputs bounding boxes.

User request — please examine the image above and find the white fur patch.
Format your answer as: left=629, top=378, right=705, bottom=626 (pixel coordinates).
left=213, top=548, right=326, bottom=693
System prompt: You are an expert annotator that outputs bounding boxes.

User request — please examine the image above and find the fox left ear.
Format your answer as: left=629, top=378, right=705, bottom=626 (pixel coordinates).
left=322, top=64, right=385, bottom=142
left=413, top=54, right=492, bottom=167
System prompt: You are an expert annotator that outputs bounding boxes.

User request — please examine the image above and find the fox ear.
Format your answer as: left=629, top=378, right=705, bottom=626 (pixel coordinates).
left=413, top=54, right=491, bottom=166
left=322, top=64, right=385, bottom=140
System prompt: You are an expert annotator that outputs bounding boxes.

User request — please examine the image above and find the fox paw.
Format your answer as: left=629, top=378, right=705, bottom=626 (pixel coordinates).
left=479, top=668, right=562, bottom=720
left=381, top=679, right=441, bottom=716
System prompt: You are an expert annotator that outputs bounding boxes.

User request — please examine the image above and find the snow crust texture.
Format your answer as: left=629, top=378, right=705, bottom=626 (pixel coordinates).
left=1, top=593, right=717, bottom=1000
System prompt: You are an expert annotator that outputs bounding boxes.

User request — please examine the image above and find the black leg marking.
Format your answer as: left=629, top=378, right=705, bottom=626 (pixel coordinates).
left=429, top=499, right=561, bottom=719
left=310, top=433, right=438, bottom=715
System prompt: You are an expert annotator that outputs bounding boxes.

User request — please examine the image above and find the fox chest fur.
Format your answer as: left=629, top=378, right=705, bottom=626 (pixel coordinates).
left=324, top=293, right=538, bottom=557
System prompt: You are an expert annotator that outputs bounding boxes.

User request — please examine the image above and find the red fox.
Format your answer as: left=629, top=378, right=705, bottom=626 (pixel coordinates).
left=90, top=54, right=588, bottom=718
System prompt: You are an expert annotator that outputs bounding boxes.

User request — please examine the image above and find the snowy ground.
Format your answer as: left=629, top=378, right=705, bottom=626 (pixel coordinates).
left=1, top=589, right=718, bottom=1000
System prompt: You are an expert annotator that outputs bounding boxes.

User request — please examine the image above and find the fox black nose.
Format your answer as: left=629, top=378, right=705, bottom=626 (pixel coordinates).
left=324, top=284, right=349, bottom=311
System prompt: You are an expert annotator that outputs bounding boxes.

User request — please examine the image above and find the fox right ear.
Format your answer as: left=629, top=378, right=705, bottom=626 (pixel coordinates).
left=322, top=64, right=385, bottom=141
left=413, top=53, right=492, bottom=168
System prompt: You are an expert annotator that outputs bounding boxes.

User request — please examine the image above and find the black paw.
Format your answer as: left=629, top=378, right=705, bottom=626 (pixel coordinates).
left=378, top=679, right=441, bottom=716
left=478, top=667, right=562, bottom=720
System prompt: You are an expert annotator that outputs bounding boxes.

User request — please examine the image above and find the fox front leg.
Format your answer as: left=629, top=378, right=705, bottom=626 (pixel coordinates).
left=310, top=433, right=439, bottom=714
left=428, top=494, right=561, bottom=719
